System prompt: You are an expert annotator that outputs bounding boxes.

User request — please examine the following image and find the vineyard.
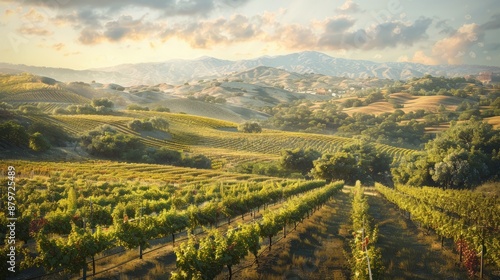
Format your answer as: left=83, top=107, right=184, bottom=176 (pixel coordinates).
left=376, top=183, right=500, bottom=278
left=0, top=89, right=90, bottom=104
left=19, top=111, right=415, bottom=170
left=2, top=161, right=498, bottom=279
left=0, top=158, right=348, bottom=279
left=2, top=81, right=499, bottom=279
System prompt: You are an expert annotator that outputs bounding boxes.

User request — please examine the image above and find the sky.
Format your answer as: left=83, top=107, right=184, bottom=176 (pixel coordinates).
left=0, top=0, right=499, bottom=69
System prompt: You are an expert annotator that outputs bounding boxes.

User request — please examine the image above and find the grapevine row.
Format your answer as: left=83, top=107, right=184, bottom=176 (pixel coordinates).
left=170, top=180, right=344, bottom=280
left=375, top=183, right=500, bottom=272
left=395, top=185, right=500, bottom=231
left=349, top=182, right=382, bottom=279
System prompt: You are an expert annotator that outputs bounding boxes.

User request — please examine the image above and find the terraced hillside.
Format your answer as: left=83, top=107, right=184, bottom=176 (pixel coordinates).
left=0, top=74, right=90, bottom=109
left=23, top=111, right=415, bottom=169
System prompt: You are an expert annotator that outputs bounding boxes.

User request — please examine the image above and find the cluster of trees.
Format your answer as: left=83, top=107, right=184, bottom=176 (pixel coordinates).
left=263, top=101, right=349, bottom=133
left=0, top=120, right=72, bottom=152
left=53, top=98, right=114, bottom=115
left=342, top=91, right=384, bottom=108
left=188, top=94, right=226, bottom=104
left=263, top=101, right=429, bottom=147
left=235, top=144, right=391, bottom=185
left=80, top=125, right=211, bottom=168
left=311, top=141, right=391, bottom=185
left=127, top=117, right=169, bottom=132
left=237, top=122, right=262, bottom=133
left=392, top=119, right=500, bottom=189
left=233, top=148, right=320, bottom=178
left=404, top=75, right=482, bottom=96
left=126, top=104, right=171, bottom=112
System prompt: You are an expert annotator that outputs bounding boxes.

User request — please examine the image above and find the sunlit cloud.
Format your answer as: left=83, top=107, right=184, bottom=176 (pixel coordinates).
left=161, top=14, right=264, bottom=48
left=52, top=43, right=65, bottom=51
left=335, top=0, right=362, bottom=14
left=17, top=26, right=52, bottom=36
left=431, top=23, right=482, bottom=64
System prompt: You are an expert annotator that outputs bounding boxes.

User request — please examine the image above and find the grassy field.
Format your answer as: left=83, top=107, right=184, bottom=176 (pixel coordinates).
left=343, top=93, right=466, bottom=116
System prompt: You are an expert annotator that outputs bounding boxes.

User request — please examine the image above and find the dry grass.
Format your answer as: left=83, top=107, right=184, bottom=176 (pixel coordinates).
left=342, top=93, right=465, bottom=116
left=485, top=115, right=500, bottom=129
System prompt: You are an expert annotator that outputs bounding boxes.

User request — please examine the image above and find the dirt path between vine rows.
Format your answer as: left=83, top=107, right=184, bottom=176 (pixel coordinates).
left=367, top=192, right=467, bottom=280
left=232, top=189, right=352, bottom=280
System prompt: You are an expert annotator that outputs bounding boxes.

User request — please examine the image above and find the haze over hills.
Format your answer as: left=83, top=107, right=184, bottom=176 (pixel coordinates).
left=1, top=51, right=499, bottom=86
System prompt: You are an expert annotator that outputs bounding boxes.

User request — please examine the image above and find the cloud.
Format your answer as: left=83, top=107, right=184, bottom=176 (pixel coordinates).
left=431, top=23, right=483, bottom=64
left=323, top=16, right=356, bottom=33
left=17, top=26, right=52, bottom=36
left=78, top=15, right=159, bottom=44
left=53, top=10, right=109, bottom=28
left=0, top=0, right=251, bottom=16
left=157, top=13, right=433, bottom=52
left=335, top=0, right=361, bottom=13
left=435, top=19, right=455, bottom=35
left=269, top=24, right=317, bottom=50
left=161, top=14, right=264, bottom=48
left=79, top=28, right=102, bottom=44
left=23, top=8, right=46, bottom=23
left=480, top=13, right=500, bottom=31
left=52, top=43, right=65, bottom=51
left=317, top=17, right=432, bottom=50
left=399, top=50, right=439, bottom=65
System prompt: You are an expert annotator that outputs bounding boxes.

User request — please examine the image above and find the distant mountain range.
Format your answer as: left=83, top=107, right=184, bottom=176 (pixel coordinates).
left=1, top=51, right=499, bottom=86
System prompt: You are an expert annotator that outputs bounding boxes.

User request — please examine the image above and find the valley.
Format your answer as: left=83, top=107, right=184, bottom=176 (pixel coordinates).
left=1, top=58, right=499, bottom=280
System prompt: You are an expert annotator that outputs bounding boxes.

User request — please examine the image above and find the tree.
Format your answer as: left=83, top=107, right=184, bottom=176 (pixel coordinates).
left=393, top=119, right=500, bottom=189
left=181, top=154, right=212, bottom=169
left=81, top=125, right=145, bottom=160
left=153, top=106, right=170, bottom=112
left=311, top=152, right=359, bottom=184
left=91, top=98, right=114, bottom=108
left=391, top=152, right=434, bottom=186
left=0, top=121, right=29, bottom=147
left=29, top=132, right=50, bottom=152
left=128, top=120, right=143, bottom=131
left=127, top=104, right=149, bottom=111
left=28, top=121, right=73, bottom=146
left=430, top=148, right=488, bottom=189
left=18, top=105, right=44, bottom=115
left=149, top=116, right=170, bottom=131
left=280, top=148, right=321, bottom=175
left=238, top=122, right=262, bottom=133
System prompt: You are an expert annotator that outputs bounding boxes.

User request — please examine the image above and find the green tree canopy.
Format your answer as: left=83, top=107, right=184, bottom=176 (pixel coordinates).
left=238, top=122, right=262, bottom=133
left=29, top=132, right=51, bottom=152
left=0, top=121, right=29, bottom=147
left=280, top=148, right=321, bottom=175
left=392, top=119, right=500, bottom=189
